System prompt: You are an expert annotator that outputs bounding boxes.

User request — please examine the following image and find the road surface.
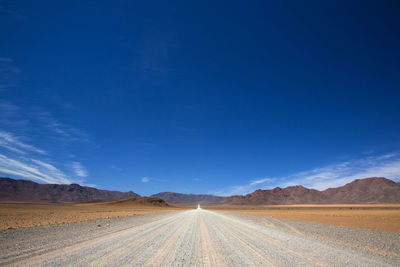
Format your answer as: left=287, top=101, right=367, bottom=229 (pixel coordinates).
left=1, top=209, right=399, bottom=266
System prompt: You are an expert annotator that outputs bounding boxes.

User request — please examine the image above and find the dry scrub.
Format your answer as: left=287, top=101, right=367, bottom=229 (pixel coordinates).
left=208, top=204, right=400, bottom=233
left=0, top=202, right=181, bottom=230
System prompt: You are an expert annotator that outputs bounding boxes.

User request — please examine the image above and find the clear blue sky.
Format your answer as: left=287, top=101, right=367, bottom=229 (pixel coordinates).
left=1, top=1, right=399, bottom=196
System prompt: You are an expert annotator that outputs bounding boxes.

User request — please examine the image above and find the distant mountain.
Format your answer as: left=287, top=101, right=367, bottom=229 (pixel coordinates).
left=106, top=197, right=169, bottom=207
left=150, top=192, right=225, bottom=205
left=223, top=185, right=325, bottom=205
left=0, top=177, right=140, bottom=203
left=3, top=176, right=397, bottom=205
left=222, top=177, right=400, bottom=205
left=322, top=177, right=400, bottom=203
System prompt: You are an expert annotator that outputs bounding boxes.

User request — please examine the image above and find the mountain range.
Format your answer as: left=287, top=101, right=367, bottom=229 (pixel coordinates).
left=150, top=192, right=225, bottom=205
left=0, top=177, right=139, bottom=203
left=0, top=177, right=399, bottom=204
left=222, top=177, right=400, bottom=205
left=105, top=197, right=169, bottom=207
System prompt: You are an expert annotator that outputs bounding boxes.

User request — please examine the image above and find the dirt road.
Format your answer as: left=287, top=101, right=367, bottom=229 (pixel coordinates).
left=1, top=209, right=399, bottom=266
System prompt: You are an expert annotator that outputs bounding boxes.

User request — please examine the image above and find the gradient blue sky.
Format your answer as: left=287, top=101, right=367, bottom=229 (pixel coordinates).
left=1, top=1, right=399, bottom=196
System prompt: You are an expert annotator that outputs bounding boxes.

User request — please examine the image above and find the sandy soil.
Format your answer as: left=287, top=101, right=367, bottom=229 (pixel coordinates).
left=2, top=203, right=399, bottom=234
left=207, top=204, right=400, bottom=233
left=0, top=202, right=181, bottom=230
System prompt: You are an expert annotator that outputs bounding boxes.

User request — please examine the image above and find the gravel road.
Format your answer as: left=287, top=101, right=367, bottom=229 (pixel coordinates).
left=1, top=208, right=399, bottom=266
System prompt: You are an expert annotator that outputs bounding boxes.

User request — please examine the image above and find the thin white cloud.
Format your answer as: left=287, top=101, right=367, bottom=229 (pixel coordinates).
left=0, top=100, right=28, bottom=131
left=1, top=101, right=89, bottom=145
left=283, top=153, right=400, bottom=190
left=0, top=103, right=90, bottom=184
left=0, top=154, right=71, bottom=184
left=141, top=177, right=149, bottom=183
left=0, top=64, right=91, bottom=184
left=0, top=131, right=46, bottom=155
left=215, top=177, right=274, bottom=196
left=0, top=99, right=20, bottom=118
left=216, top=153, right=400, bottom=196
left=32, top=109, right=90, bottom=142
left=71, top=162, right=88, bottom=178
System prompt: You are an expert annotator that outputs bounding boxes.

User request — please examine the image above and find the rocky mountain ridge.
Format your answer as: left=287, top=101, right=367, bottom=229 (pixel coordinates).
left=150, top=192, right=225, bottom=205
left=1, top=177, right=399, bottom=205
left=0, top=177, right=139, bottom=203
left=222, top=177, right=400, bottom=205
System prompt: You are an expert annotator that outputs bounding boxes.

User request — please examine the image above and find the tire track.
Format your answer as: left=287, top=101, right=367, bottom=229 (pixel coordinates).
left=208, top=211, right=327, bottom=266
left=3, top=213, right=183, bottom=266
left=87, top=213, right=187, bottom=266
left=142, top=211, right=194, bottom=266
left=198, top=212, right=221, bottom=266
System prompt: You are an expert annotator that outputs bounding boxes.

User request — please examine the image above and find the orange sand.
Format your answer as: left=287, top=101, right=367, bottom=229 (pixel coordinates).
left=210, top=204, right=400, bottom=233
left=0, top=202, right=181, bottom=230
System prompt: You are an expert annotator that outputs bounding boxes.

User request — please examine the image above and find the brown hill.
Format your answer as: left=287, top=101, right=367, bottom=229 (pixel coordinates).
left=224, top=186, right=325, bottom=205
left=104, top=197, right=169, bottom=207
left=0, top=177, right=139, bottom=203
left=222, top=177, right=400, bottom=205
left=322, top=177, right=400, bottom=203
left=150, top=192, right=225, bottom=205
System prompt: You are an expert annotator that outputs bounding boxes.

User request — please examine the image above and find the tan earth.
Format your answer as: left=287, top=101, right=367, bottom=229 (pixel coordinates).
left=206, top=204, right=400, bottom=233
left=0, top=202, right=182, bottom=231
left=1, top=203, right=400, bottom=233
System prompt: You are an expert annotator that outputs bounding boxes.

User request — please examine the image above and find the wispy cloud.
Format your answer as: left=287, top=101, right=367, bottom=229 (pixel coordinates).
left=216, top=153, right=400, bottom=196
left=0, top=99, right=20, bottom=117
left=0, top=56, right=91, bottom=185
left=284, top=153, right=400, bottom=190
left=0, top=130, right=88, bottom=184
left=0, top=154, right=71, bottom=184
left=70, top=162, right=88, bottom=178
left=215, top=177, right=275, bottom=196
left=141, top=177, right=150, bottom=183
left=32, top=109, right=90, bottom=142
left=0, top=100, right=90, bottom=144
left=0, top=100, right=28, bottom=130
left=0, top=131, right=46, bottom=155
left=0, top=100, right=91, bottom=185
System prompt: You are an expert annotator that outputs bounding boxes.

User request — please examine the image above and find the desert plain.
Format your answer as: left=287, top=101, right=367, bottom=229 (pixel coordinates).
left=0, top=199, right=181, bottom=231
left=208, top=204, right=400, bottom=233
left=1, top=202, right=399, bottom=233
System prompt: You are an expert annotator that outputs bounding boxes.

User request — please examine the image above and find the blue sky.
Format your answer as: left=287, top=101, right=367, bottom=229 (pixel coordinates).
left=0, top=1, right=399, bottom=196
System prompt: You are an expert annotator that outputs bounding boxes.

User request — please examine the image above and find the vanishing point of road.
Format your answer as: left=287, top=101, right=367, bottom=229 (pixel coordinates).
left=1, top=208, right=399, bottom=266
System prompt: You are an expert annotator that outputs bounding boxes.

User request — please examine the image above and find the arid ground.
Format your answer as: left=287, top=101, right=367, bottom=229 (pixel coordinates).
left=0, top=202, right=182, bottom=230
left=1, top=202, right=399, bottom=234
left=205, top=204, right=400, bottom=233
